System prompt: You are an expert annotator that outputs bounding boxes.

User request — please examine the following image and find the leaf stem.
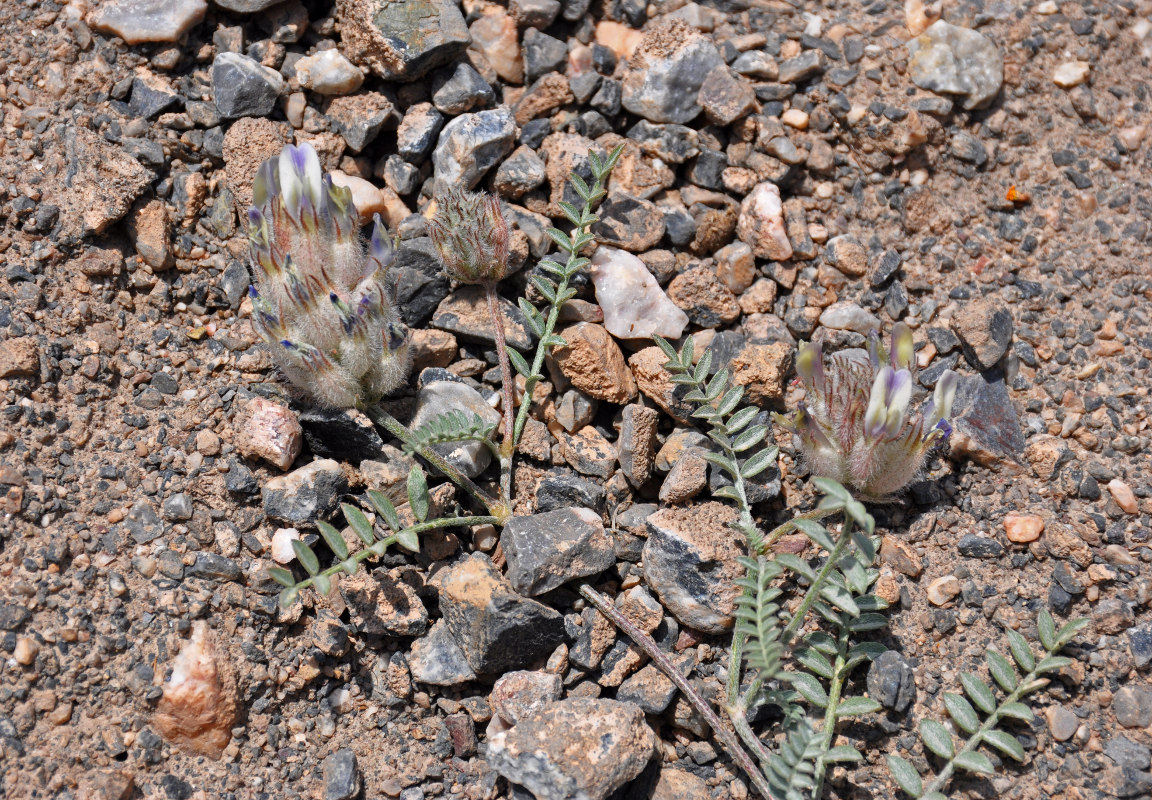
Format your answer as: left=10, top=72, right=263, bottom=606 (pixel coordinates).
left=578, top=584, right=776, bottom=800
left=362, top=403, right=510, bottom=523
left=484, top=280, right=517, bottom=504
left=292, top=515, right=501, bottom=593
left=780, top=517, right=854, bottom=647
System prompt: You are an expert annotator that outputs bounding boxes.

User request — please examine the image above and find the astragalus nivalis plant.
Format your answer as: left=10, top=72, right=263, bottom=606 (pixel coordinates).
left=245, top=142, right=410, bottom=409
left=773, top=323, right=958, bottom=500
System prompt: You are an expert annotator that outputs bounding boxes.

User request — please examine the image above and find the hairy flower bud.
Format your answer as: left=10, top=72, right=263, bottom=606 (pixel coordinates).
left=427, top=185, right=511, bottom=284
left=773, top=322, right=958, bottom=500
left=246, top=143, right=410, bottom=408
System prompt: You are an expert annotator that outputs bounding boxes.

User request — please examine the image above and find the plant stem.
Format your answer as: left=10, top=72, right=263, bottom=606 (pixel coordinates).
left=780, top=517, right=854, bottom=647
left=812, top=620, right=851, bottom=798
left=294, top=515, right=501, bottom=592
left=578, top=584, right=776, bottom=800
left=362, top=403, right=510, bottom=523
left=484, top=280, right=518, bottom=505
left=758, top=506, right=840, bottom=555
left=485, top=281, right=516, bottom=450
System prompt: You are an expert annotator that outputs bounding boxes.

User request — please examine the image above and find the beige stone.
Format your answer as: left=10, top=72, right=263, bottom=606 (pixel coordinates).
left=1003, top=514, right=1045, bottom=543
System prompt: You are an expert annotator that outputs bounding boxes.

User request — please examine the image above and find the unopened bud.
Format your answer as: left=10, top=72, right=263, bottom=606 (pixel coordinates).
left=427, top=185, right=511, bottom=284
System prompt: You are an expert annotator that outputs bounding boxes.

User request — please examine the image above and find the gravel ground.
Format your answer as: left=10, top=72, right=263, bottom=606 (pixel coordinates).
left=0, top=0, right=1150, bottom=798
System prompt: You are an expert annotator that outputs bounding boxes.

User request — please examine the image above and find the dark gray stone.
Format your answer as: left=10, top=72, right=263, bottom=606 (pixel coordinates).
left=590, top=79, right=622, bottom=117
left=327, top=92, right=397, bottom=153
left=501, top=508, right=615, bottom=596
left=957, top=534, right=1004, bottom=559
left=621, top=34, right=723, bottom=124
left=130, top=76, right=181, bottom=119
left=396, top=103, right=445, bottom=164
left=299, top=407, right=384, bottom=463
left=432, top=107, right=518, bottom=189
left=162, top=492, right=193, bottom=521
left=125, top=500, right=164, bottom=544
left=261, top=459, right=348, bottom=525
left=1106, top=737, right=1152, bottom=771
left=626, top=120, right=699, bottom=164
left=438, top=553, right=565, bottom=674
left=322, top=748, right=361, bottom=800
left=151, top=372, right=179, bottom=395
left=408, top=621, right=477, bottom=686
left=616, top=663, right=679, bottom=713
left=777, top=50, right=824, bottom=83
left=219, top=260, right=250, bottom=309
left=523, top=28, right=568, bottom=84
left=1127, top=623, right=1152, bottom=670
left=224, top=459, right=259, bottom=494
left=431, top=62, right=495, bottom=115
left=189, top=553, right=243, bottom=582
left=388, top=237, right=451, bottom=327
left=867, top=650, right=916, bottom=712
left=870, top=249, right=902, bottom=288
left=535, top=472, right=607, bottom=514
left=339, top=0, right=471, bottom=82
left=1114, top=687, right=1152, bottom=729
left=211, top=53, right=284, bottom=119
left=950, top=131, right=988, bottom=166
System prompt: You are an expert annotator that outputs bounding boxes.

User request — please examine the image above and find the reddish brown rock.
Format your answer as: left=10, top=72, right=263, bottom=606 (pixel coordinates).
left=550, top=323, right=637, bottom=404
left=666, top=266, right=741, bottom=328
left=222, top=117, right=293, bottom=209
left=0, top=338, right=38, bottom=379
left=628, top=347, right=694, bottom=423
left=730, top=342, right=793, bottom=408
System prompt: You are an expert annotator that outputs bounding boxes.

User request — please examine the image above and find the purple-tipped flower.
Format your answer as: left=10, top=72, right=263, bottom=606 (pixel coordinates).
left=246, top=142, right=410, bottom=408
left=773, top=322, right=958, bottom=500
left=426, top=185, right=511, bottom=285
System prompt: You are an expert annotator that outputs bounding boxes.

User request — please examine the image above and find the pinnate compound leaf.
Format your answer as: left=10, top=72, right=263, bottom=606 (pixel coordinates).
left=887, top=755, right=923, bottom=797
left=919, top=719, right=955, bottom=759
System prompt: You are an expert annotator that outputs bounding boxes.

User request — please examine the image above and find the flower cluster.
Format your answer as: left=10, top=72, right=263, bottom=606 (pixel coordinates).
left=426, top=185, right=510, bottom=285
left=246, top=143, right=410, bottom=408
left=774, top=323, right=958, bottom=500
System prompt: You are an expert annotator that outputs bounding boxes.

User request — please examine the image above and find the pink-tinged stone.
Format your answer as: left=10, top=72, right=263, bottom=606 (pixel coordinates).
left=235, top=396, right=302, bottom=470
left=737, top=182, right=792, bottom=261
left=271, top=527, right=302, bottom=564
left=589, top=246, right=688, bottom=340
left=1108, top=479, right=1138, bottom=514
left=470, top=8, right=524, bottom=84
left=1003, top=514, right=1045, bottom=543
left=89, top=0, right=208, bottom=44
left=153, top=622, right=238, bottom=759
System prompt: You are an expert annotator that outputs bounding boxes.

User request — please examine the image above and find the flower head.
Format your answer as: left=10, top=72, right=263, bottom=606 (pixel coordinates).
left=246, top=142, right=410, bottom=408
left=427, top=185, right=510, bottom=285
left=773, top=323, right=958, bottom=500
